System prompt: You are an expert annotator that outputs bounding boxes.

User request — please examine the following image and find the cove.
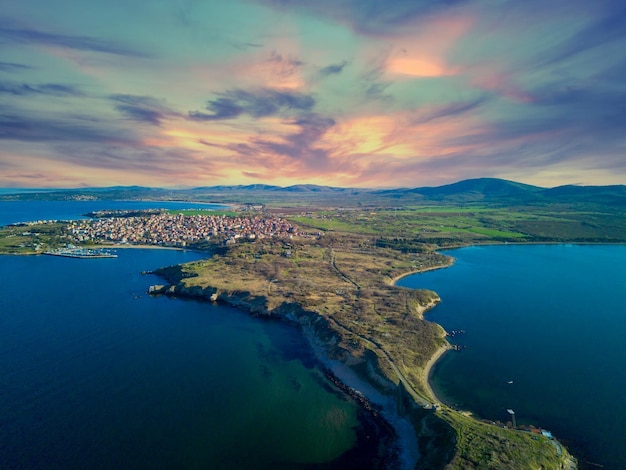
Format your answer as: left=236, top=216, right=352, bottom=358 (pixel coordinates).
left=397, top=244, right=626, bottom=469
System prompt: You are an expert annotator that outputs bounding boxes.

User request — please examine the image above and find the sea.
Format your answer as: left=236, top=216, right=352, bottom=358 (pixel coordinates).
left=0, top=199, right=230, bottom=226
left=0, top=201, right=387, bottom=469
left=398, top=244, right=626, bottom=469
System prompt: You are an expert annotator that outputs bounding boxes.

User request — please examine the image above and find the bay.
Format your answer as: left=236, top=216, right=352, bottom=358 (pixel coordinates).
left=397, top=244, right=626, bottom=469
left=0, top=250, right=366, bottom=469
left=0, top=200, right=385, bottom=469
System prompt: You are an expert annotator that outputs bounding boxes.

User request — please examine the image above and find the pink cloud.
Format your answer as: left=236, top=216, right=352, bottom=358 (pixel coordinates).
left=469, top=67, right=534, bottom=102
left=379, top=14, right=473, bottom=78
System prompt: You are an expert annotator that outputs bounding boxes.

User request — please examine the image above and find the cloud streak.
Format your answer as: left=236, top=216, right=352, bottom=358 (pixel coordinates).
left=1, top=0, right=626, bottom=187
left=0, top=80, right=83, bottom=97
left=189, top=88, right=315, bottom=121
left=0, top=61, right=33, bottom=72
left=0, top=111, right=135, bottom=144
left=0, top=20, right=152, bottom=57
left=319, top=61, right=348, bottom=76
left=110, top=94, right=180, bottom=126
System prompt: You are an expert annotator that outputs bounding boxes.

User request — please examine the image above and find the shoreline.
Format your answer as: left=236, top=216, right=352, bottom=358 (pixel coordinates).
left=108, top=243, right=197, bottom=251
left=0, top=234, right=584, bottom=465
left=390, top=257, right=467, bottom=413
left=421, top=341, right=452, bottom=405
left=388, top=258, right=455, bottom=286
left=390, top=257, right=455, bottom=406
left=147, top=245, right=455, bottom=467
left=306, top=339, right=420, bottom=469
left=392, top=246, right=578, bottom=469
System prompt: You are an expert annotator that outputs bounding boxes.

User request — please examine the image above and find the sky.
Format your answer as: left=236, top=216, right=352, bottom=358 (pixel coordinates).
left=1, top=0, right=625, bottom=189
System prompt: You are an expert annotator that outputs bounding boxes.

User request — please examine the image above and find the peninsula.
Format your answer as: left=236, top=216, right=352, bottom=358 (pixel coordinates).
left=4, top=178, right=625, bottom=467
left=149, top=227, right=573, bottom=469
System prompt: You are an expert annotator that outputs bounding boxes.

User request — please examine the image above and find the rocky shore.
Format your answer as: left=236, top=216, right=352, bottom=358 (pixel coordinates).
left=148, top=278, right=446, bottom=469
left=147, top=241, right=574, bottom=469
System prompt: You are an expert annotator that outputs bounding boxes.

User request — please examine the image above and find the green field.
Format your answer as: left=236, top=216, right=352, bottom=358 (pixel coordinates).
left=287, top=204, right=626, bottom=246
left=2, top=191, right=620, bottom=468
left=165, top=209, right=239, bottom=217
left=0, top=223, right=69, bottom=254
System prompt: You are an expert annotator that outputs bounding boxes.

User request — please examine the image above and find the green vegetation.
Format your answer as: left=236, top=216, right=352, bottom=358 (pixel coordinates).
left=165, top=209, right=239, bottom=217
left=287, top=204, right=626, bottom=246
left=7, top=181, right=619, bottom=468
left=154, top=225, right=574, bottom=468
left=0, top=223, right=69, bottom=254
left=157, top=232, right=448, bottom=394
left=439, top=411, right=568, bottom=469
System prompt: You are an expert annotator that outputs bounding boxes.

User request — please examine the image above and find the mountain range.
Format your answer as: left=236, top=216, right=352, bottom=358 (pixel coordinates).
left=2, top=178, right=625, bottom=206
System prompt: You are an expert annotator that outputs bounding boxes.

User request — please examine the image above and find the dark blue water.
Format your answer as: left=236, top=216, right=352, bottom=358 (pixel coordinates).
left=0, top=201, right=377, bottom=469
left=398, top=244, right=626, bottom=469
left=0, top=200, right=228, bottom=226
left=0, top=250, right=364, bottom=469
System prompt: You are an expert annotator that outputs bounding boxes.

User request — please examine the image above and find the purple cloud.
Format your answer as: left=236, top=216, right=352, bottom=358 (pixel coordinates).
left=0, top=81, right=83, bottom=97
left=0, top=111, right=135, bottom=144
left=0, top=20, right=153, bottom=58
left=411, top=97, right=490, bottom=125
left=189, top=88, right=315, bottom=121
left=319, top=60, right=348, bottom=76
left=110, top=94, right=180, bottom=126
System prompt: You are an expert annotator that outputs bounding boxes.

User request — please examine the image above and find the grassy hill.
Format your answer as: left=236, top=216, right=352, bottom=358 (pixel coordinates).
left=4, top=177, right=625, bottom=209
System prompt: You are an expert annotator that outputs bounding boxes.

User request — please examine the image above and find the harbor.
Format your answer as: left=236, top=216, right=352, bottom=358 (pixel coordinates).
left=43, top=248, right=118, bottom=259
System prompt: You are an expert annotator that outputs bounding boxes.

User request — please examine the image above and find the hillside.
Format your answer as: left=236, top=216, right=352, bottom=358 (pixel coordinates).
left=3, top=178, right=624, bottom=207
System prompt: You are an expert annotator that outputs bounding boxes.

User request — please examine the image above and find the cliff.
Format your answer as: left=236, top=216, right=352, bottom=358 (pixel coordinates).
left=152, top=279, right=401, bottom=393
left=149, top=238, right=575, bottom=469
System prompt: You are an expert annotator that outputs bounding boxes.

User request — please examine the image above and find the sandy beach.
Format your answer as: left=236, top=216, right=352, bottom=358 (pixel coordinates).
left=421, top=342, right=451, bottom=404
left=388, top=258, right=455, bottom=285
left=389, top=258, right=453, bottom=405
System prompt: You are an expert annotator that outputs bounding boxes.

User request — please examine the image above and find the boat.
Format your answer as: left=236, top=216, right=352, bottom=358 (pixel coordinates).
left=43, top=248, right=118, bottom=259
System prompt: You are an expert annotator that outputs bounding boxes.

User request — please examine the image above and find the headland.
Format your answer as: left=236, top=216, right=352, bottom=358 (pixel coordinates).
left=0, top=195, right=596, bottom=468
left=147, top=232, right=574, bottom=469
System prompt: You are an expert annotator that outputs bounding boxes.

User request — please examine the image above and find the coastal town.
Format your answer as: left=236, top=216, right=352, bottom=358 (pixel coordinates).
left=68, top=213, right=300, bottom=247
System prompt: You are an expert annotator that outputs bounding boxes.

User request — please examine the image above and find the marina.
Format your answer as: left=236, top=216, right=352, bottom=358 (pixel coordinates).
left=43, top=248, right=118, bottom=259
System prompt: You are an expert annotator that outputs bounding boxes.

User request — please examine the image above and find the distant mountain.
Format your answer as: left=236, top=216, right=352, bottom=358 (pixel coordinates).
left=3, top=178, right=625, bottom=206
left=375, top=178, right=626, bottom=206
left=414, top=178, right=542, bottom=198
left=280, top=184, right=363, bottom=193
left=191, top=184, right=363, bottom=193
left=76, top=186, right=160, bottom=192
left=543, top=184, right=626, bottom=205
left=376, top=178, right=543, bottom=203
left=192, top=184, right=281, bottom=191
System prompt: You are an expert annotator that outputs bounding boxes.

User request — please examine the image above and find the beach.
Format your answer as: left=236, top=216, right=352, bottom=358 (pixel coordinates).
left=421, top=342, right=452, bottom=404
left=387, top=258, right=455, bottom=286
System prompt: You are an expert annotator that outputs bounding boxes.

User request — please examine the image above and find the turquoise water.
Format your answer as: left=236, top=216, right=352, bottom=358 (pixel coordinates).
left=398, top=244, right=626, bottom=469
left=0, top=201, right=391, bottom=469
